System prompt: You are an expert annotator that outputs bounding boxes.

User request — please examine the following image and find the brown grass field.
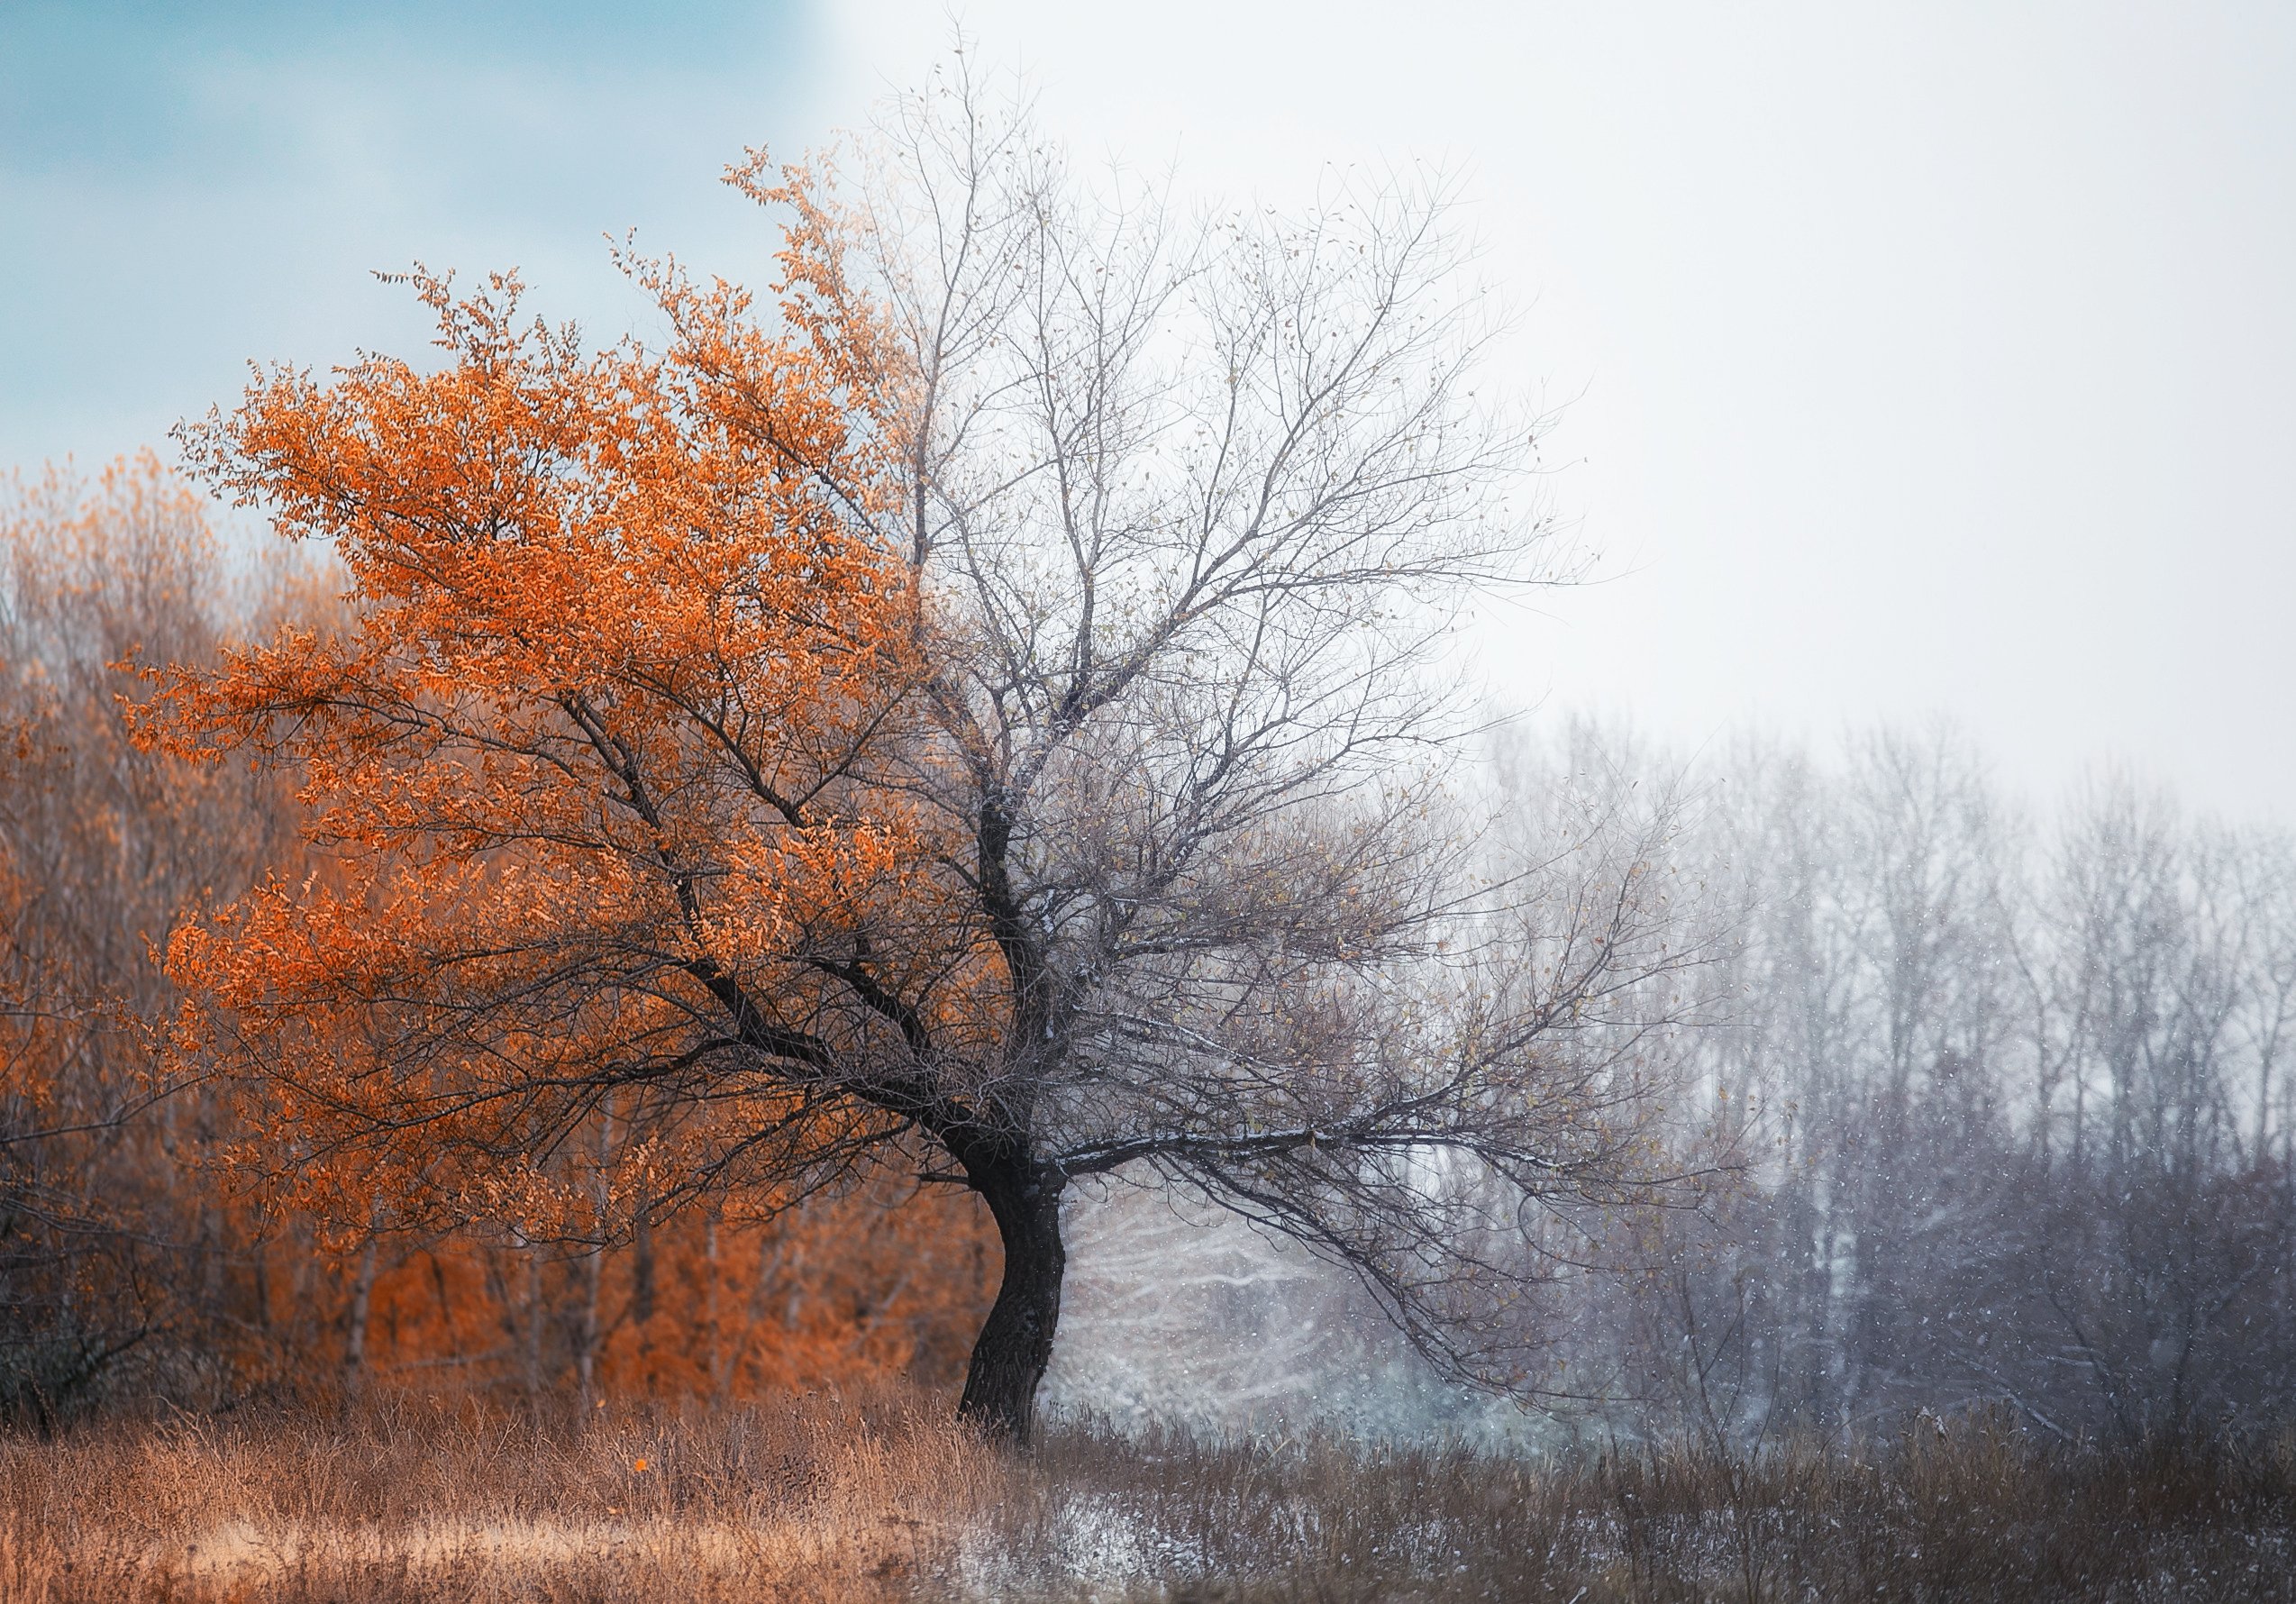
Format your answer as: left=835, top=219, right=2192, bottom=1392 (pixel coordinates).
left=3, top=1393, right=2292, bottom=1601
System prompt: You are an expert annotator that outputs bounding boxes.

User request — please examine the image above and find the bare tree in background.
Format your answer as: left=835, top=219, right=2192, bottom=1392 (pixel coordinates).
left=675, top=60, right=1715, bottom=1436
left=1, top=458, right=321, bottom=1419
left=1507, top=720, right=2296, bottom=1445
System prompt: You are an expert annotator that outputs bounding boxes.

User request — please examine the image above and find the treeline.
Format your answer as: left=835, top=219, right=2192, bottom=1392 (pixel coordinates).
left=0, top=460, right=991, bottom=1426
left=1614, top=720, right=2296, bottom=1443
left=1045, top=726, right=2296, bottom=1445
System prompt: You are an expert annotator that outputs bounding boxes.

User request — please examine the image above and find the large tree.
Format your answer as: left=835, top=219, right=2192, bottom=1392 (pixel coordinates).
left=155, top=73, right=1707, bottom=1440
left=689, top=70, right=1708, bottom=1435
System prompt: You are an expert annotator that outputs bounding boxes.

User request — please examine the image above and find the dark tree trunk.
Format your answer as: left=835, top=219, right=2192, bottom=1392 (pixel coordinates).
left=958, top=1159, right=1068, bottom=1442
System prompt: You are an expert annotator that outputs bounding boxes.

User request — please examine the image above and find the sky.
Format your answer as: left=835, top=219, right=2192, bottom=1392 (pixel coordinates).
left=6, top=1, right=2291, bottom=823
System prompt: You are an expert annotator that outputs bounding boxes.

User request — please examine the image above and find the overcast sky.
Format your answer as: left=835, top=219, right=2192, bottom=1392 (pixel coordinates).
left=6, top=2, right=2291, bottom=822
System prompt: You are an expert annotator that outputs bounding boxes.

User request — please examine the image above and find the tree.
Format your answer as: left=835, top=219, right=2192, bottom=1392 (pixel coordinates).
left=1518, top=717, right=2296, bottom=1445
left=154, top=69, right=1708, bottom=1442
left=1, top=456, right=323, bottom=1418
left=693, top=68, right=1710, bottom=1435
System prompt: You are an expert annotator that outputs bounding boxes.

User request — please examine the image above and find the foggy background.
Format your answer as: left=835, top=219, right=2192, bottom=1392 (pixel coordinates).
left=7, top=0, right=2291, bottom=822
left=833, top=1, right=2296, bottom=830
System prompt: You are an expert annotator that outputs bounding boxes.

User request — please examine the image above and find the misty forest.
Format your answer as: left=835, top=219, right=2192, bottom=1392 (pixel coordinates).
left=5, top=51, right=2295, bottom=1604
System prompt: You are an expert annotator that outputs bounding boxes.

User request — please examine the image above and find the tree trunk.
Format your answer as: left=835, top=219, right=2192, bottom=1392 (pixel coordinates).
left=574, top=1245, right=603, bottom=1414
left=520, top=1240, right=545, bottom=1410
left=342, top=1233, right=379, bottom=1405
left=958, top=1160, right=1067, bottom=1442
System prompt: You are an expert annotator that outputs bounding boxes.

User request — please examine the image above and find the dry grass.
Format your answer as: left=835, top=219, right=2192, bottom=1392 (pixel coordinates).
left=3, top=1395, right=2291, bottom=1601
left=0, top=1392, right=996, bottom=1603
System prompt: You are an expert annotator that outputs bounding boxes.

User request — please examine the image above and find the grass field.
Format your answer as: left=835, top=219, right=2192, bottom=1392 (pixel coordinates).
left=4, top=1394, right=2291, bottom=1601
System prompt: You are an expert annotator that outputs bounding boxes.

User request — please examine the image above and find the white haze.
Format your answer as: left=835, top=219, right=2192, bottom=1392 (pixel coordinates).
left=822, top=1, right=2296, bottom=827
left=1044, top=717, right=2296, bottom=1441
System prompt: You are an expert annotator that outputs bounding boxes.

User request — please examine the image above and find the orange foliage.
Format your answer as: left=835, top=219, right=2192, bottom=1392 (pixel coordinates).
left=5, top=447, right=990, bottom=1417
left=141, top=264, right=934, bottom=1241
left=353, top=1183, right=989, bottom=1404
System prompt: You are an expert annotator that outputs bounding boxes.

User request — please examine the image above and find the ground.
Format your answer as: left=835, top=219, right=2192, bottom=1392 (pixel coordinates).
left=3, top=1393, right=2291, bottom=1601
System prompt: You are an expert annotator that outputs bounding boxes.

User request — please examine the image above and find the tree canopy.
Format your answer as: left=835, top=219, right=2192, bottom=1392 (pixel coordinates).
left=145, top=260, right=942, bottom=1236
